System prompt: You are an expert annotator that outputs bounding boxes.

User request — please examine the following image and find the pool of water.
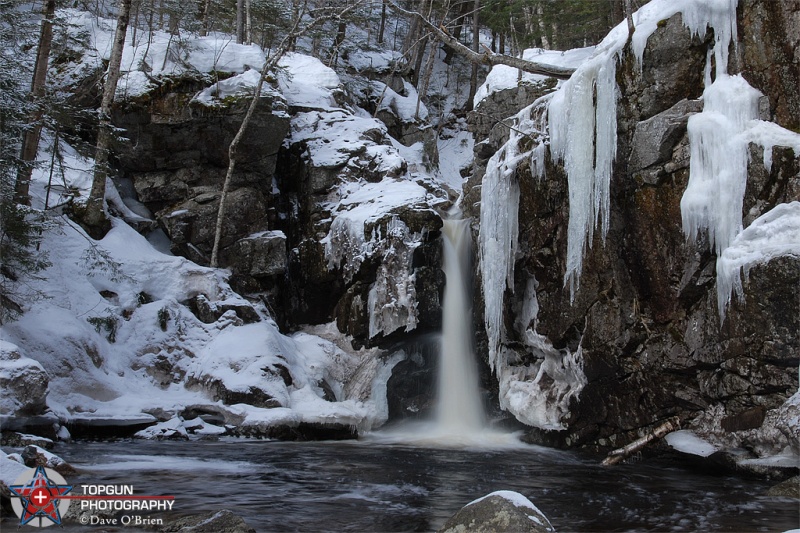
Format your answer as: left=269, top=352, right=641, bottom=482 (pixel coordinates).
left=2, top=435, right=797, bottom=532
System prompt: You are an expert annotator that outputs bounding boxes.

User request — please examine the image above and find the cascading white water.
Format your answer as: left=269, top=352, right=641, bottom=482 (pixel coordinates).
left=437, top=215, right=486, bottom=434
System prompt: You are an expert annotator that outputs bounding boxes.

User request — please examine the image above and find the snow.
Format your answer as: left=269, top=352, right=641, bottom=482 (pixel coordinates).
left=0, top=449, right=30, bottom=486
left=474, top=46, right=595, bottom=107
left=716, top=202, right=800, bottom=320
left=373, top=80, right=428, bottom=122
left=665, top=429, right=719, bottom=457
left=57, top=10, right=267, bottom=100
left=323, top=177, right=434, bottom=279
left=277, top=52, right=342, bottom=110
left=436, top=123, right=474, bottom=193
left=192, top=69, right=281, bottom=107
left=0, top=216, right=394, bottom=433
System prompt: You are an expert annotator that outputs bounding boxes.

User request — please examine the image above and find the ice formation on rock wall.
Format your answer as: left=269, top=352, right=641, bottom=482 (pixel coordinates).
left=479, top=96, right=550, bottom=370
left=548, top=49, right=618, bottom=300
left=549, top=0, right=747, bottom=299
left=367, top=216, right=420, bottom=338
left=716, top=202, right=800, bottom=321
left=681, top=74, right=763, bottom=255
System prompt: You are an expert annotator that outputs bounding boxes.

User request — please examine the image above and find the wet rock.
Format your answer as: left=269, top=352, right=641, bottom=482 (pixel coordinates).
left=438, top=491, right=555, bottom=533
left=160, top=509, right=256, bottom=533
left=0, top=432, right=54, bottom=450
left=767, top=476, right=800, bottom=499
left=20, top=445, right=76, bottom=476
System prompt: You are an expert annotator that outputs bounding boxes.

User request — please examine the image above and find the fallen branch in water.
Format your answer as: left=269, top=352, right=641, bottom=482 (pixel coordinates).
left=602, top=416, right=681, bottom=466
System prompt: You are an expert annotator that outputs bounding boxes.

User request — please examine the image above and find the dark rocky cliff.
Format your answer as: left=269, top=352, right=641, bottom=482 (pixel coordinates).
left=466, top=1, right=799, bottom=453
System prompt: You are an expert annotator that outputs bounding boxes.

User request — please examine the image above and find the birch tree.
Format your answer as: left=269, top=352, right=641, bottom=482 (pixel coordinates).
left=83, top=0, right=132, bottom=236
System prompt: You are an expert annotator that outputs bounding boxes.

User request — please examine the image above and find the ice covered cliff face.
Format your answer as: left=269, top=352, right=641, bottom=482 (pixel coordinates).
left=476, top=0, right=800, bottom=434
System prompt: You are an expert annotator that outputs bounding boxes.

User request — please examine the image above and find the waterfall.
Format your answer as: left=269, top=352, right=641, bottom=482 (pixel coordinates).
left=437, top=215, right=486, bottom=435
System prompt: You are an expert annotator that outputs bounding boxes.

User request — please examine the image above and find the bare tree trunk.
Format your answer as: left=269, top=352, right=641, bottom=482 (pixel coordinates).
left=330, top=19, right=347, bottom=68
left=378, top=0, right=387, bottom=44
left=625, top=0, right=635, bottom=37
left=416, top=44, right=436, bottom=119
left=536, top=2, right=549, bottom=49
left=15, top=0, right=56, bottom=206
left=84, top=0, right=132, bottom=236
left=199, top=0, right=212, bottom=36
left=465, top=0, right=479, bottom=112
left=236, top=0, right=244, bottom=44
left=245, top=0, right=252, bottom=45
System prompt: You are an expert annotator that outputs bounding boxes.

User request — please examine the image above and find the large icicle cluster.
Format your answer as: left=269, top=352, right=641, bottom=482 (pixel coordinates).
left=479, top=96, right=550, bottom=370
left=548, top=47, right=619, bottom=300
left=680, top=75, right=762, bottom=255
left=547, top=0, right=750, bottom=299
left=478, top=96, right=588, bottom=430
left=671, top=0, right=800, bottom=319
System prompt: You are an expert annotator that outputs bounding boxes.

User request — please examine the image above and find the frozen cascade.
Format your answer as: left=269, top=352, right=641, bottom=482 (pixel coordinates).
left=680, top=74, right=762, bottom=256
left=437, top=215, right=485, bottom=434
left=549, top=51, right=618, bottom=301
left=479, top=96, right=550, bottom=370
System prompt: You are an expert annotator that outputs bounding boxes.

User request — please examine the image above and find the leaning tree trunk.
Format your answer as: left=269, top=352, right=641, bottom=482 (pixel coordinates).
left=465, top=0, right=480, bottom=112
left=15, top=0, right=56, bottom=206
left=84, top=0, right=132, bottom=236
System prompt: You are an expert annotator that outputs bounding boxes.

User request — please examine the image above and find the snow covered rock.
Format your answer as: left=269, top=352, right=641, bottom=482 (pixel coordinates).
left=438, top=491, right=555, bottom=533
left=0, top=342, right=49, bottom=418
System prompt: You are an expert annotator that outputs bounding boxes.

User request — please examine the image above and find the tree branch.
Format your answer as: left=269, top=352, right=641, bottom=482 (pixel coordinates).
left=387, top=1, right=576, bottom=80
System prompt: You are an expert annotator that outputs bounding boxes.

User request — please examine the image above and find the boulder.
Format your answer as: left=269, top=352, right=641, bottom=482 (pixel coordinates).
left=767, top=477, right=800, bottom=499
left=160, top=509, right=255, bottom=533
left=438, top=491, right=555, bottom=533
left=0, top=342, right=48, bottom=418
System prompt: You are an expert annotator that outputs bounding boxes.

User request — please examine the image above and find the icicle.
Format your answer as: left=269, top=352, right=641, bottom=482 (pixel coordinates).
left=549, top=53, right=618, bottom=301
left=681, top=74, right=762, bottom=255
left=479, top=97, right=550, bottom=371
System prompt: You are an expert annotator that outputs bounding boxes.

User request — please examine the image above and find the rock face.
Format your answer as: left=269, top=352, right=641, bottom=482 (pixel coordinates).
left=466, top=2, right=800, bottom=453
left=438, top=491, right=555, bottom=533
left=110, top=73, right=291, bottom=304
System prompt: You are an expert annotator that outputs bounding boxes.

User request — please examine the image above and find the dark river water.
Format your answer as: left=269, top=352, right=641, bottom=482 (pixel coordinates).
left=3, top=434, right=797, bottom=532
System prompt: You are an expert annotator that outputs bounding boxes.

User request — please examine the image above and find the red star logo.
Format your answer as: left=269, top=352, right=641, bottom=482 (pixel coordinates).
left=9, top=465, right=73, bottom=526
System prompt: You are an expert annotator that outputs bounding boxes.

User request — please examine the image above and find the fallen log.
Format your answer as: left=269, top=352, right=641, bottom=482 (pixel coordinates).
left=602, top=416, right=681, bottom=466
